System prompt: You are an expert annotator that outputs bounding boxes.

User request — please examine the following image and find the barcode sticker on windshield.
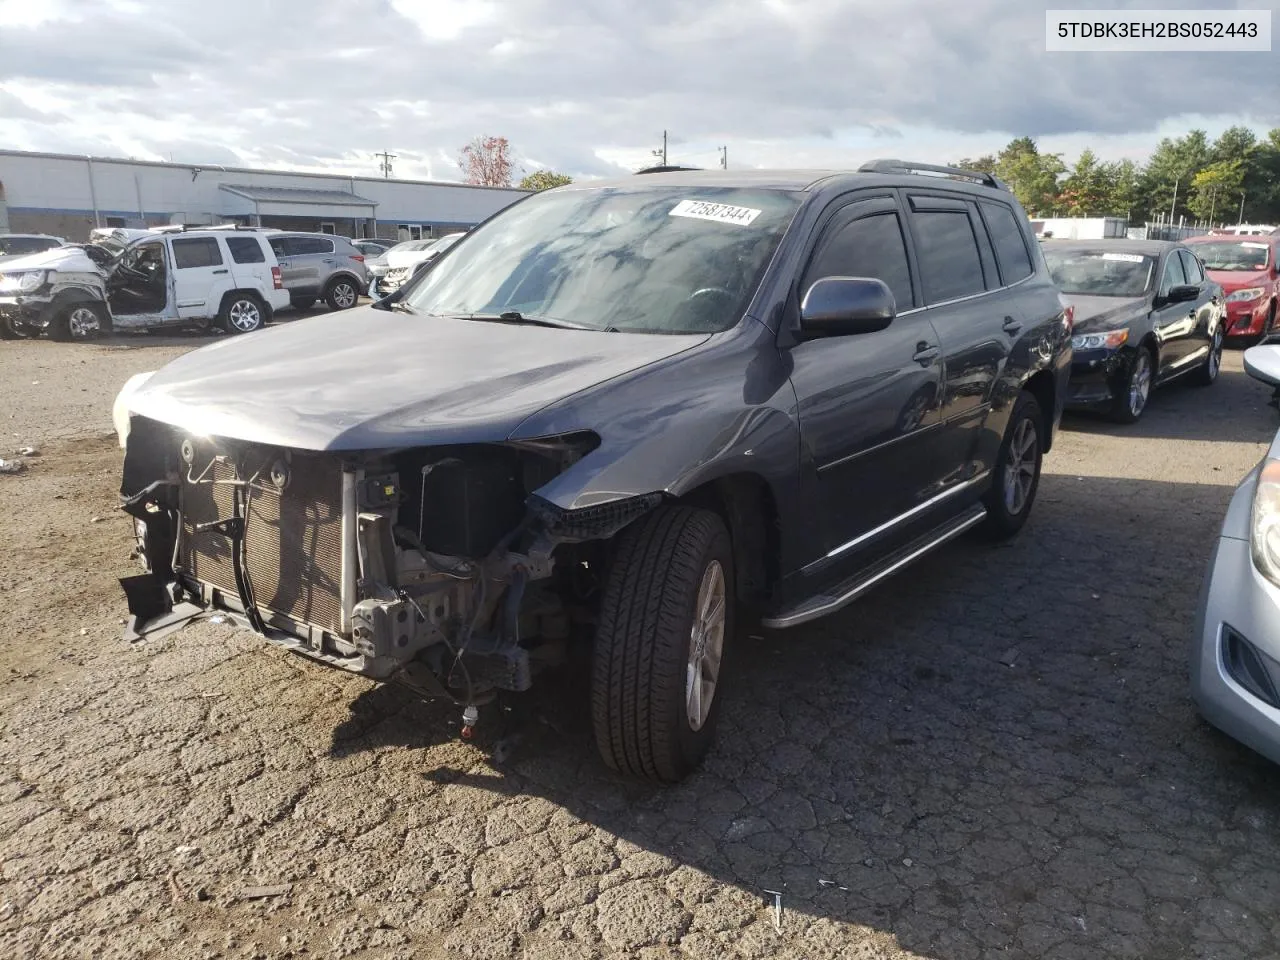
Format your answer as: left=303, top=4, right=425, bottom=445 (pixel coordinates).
left=1243, top=242, right=1269, bottom=249
left=669, top=199, right=762, bottom=226
left=1100, top=253, right=1145, bottom=263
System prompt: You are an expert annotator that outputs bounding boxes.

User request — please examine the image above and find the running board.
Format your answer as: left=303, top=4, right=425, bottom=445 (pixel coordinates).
left=762, top=504, right=987, bottom=629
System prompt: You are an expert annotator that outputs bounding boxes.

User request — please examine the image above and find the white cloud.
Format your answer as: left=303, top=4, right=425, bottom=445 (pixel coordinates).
left=0, top=0, right=1276, bottom=182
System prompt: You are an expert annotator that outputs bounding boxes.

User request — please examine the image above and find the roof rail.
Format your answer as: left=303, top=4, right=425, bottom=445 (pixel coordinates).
left=150, top=222, right=260, bottom=233
left=858, top=159, right=1008, bottom=191
left=635, top=164, right=702, bottom=174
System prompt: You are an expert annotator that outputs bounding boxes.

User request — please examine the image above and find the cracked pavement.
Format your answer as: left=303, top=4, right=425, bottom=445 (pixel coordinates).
left=2, top=337, right=1280, bottom=959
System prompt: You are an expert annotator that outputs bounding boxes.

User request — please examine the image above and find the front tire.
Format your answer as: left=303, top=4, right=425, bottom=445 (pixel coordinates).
left=1193, top=324, right=1224, bottom=386
left=218, top=293, right=266, bottom=334
left=48, top=302, right=108, bottom=342
left=1110, top=347, right=1153, bottom=423
left=325, top=277, right=360, bottom=311
left=980, top=392, right=1043, bottom=540
left=592, top=506, right=734, bottom=782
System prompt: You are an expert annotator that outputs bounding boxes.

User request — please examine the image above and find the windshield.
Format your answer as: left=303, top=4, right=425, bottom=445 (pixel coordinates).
left=1189, top=241, right=1270, bottom=271
left=0, top=237, right=58, bottom=256
left=390, top=239, right=435, bottom=253
left=402, top=185, right=801, bottom=333
left=1043, top=249, right=1156, bottom=297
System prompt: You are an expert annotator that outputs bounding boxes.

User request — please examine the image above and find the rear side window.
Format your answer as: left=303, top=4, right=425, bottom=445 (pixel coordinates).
left=269, top=237, right=291, bottom=258
left=292, top=237, right=334, bottom=255
left=226, top=236, right=266, bottom=264
left=910, top=210, right=985, bottom=303
left=981, top=202, right=1034, bottom=285
left=803, top=211, right=915, bottom=311
left=171, top=237, right=223, bottom=269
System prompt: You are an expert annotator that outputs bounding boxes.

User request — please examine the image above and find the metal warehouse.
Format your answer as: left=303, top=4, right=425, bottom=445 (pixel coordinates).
left=0, top=149, right=529, bottom=242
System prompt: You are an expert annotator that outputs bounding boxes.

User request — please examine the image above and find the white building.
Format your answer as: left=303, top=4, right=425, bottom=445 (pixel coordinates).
left=1029, top=217, right=1128, bottom=241
left=0, top=149, right=530, bottom=242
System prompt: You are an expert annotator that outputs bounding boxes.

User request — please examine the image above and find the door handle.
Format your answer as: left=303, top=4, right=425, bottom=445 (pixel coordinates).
left=212, top=268, right=228, bottom=275
left=912, top=343, right=940, bottom=366
left=1002, top=315, right=1022, bottom=335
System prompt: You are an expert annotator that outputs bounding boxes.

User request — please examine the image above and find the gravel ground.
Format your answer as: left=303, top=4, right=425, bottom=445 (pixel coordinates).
left=2, top=334, right=1280, bottom=960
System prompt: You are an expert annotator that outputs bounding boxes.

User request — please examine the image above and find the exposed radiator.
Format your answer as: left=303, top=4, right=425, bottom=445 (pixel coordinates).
left=179, top=449, right=346, bottom=636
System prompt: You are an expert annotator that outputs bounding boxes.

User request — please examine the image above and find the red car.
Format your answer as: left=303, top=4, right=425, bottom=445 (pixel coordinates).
left=1185, top=234, right=1280, bottom=340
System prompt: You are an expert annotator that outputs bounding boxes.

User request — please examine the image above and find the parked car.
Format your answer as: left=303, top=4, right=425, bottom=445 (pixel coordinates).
left=352, top=239, right=393, bottom=258
left=376, top=233, right=464, bottom=296
left=1184, top=233, right=1280, bottom=341
left=1042, top=239, right=1226, bottom=423
left=113, top=161, right=1070, bottom=781
left=0, top=227, right=289, bottom=340
left=0, top=233, right=66, bottom=265
left=264, top=232, right=369, bottom=311
left=1192, top=340, right=1280, bottom=767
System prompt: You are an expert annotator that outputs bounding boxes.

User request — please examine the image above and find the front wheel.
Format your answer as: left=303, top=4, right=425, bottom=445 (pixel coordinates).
left=1110, top=347, right=1152, bottom=423
left=1193, top=324, right=1224, bottom=386
left=325, top=278, right=360, bottom=311
left=592, top=506, right=734, bottom=782
left=48, top=302, right=109, bottom=342
left=219, top=294, right=266, bottom=334
left=980, top=392, right=1043, bottom=540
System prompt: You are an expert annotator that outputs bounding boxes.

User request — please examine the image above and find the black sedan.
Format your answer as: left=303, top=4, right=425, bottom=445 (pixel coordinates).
left=1042, top=239, right=1226, bottom=422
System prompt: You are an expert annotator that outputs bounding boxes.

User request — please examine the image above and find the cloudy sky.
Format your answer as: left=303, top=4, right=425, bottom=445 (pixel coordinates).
left=0, top=0, right=1276, bottom=182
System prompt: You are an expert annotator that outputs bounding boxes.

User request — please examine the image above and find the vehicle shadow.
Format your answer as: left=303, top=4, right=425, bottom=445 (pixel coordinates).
left=329, top=472, right=1280, bottom=958
left=1063, top=367, right=1277, bottom=445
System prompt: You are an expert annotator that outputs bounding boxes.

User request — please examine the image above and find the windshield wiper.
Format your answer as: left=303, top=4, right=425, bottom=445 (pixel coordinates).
left=458, top=311, right=592, bottom=330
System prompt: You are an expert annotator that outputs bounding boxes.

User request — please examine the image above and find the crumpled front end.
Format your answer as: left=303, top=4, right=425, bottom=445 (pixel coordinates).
left=117, top=413, right=646, bottom=707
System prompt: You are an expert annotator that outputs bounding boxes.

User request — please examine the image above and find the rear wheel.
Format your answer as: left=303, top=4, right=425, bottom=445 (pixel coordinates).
left=218, top=293, right=266, bottom=334
left=1193, top=324, right=1224, bottom=386
left=1110, top=347, right=1153, bottom=423
left=980, top=392, right=1043, bottom=540
left=592, top=506, right=734, bottom=782
left=48, top=302, right=109, bottom=342
left=325, top=277, right=359, bottom=311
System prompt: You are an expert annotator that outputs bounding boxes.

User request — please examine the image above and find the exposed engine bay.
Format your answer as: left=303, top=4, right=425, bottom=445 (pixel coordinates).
left=118, top=416, right=658, bottom=732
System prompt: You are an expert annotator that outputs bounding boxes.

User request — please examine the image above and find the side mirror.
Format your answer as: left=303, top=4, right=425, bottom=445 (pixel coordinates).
left=799, top=277, right=896, bottom=338
left=1165, top=284, right=1200, bottom=304
left=1244, top=344, right=1280, bottom=387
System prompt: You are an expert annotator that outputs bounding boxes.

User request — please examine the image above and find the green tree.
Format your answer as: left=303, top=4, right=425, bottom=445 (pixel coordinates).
left=1136, top=130, right=1210, bottom=222
left=992, top=138, right=1065, bottom=216
left=1188, top=160, right=1245, bottom=222
left=1058, top=148, right=1110, bottom=215
left=955, top=155, right=997, bottom=174
left=1101, top=158, right=1140, bottom=218
left=1210, top=125, right=1257, bottom=164
left=518, top=170, right=573, bottom=192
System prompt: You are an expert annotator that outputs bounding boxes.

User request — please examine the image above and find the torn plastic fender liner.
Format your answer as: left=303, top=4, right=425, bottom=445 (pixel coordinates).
left=528, top=492, right=663, bottom=543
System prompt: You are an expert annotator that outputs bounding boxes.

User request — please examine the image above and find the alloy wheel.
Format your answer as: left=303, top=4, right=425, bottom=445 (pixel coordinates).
left=332, top=282, right=357, bottom=309
left=1003, top=417, right=1038, bottom=516
left=1129, top=352, right=1151, bottom=417
left=228, top=299, right=262, bottom=332
left=68, top=306, right=101, bottom=339
left=686, top=559, right=727, bottom=731
left=1208, top=328, right=1223, bottom=380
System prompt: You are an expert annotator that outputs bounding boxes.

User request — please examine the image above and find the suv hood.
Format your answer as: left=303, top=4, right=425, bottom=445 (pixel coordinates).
left=124, top=306, right=708, bottom=451
left=385, top=249, right=437, bottom=269
left=0, top=245, right=102, bottom=274
left=1061, top=294, right=1150, bottom=333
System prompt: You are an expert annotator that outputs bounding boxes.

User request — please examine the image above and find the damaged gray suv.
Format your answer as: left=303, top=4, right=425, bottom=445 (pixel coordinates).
left=114, top=162, right=1071, bottom=781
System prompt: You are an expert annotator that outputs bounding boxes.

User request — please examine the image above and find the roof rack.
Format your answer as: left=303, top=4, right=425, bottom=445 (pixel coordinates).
left=858, top=159, right=1008, bottom=191
left=635, top=164, right=703, bottom=174
left=150, top=222, right=262, bottom=233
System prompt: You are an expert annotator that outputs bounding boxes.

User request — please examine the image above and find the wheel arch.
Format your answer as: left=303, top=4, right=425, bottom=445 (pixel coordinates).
left=1020, top=369, right=1057, bottom=454
left=218, top=288, right=272, bottom=321
left=325, top=271, right=365, bottom=294
left=672, top=471, right=781, bottom=606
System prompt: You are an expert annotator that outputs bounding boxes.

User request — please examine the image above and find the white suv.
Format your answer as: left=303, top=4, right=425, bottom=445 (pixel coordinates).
left=0, top=228, right=290, bottom=341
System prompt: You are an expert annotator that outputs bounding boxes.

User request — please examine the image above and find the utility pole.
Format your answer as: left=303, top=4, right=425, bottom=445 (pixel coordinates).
left=376, top=150, right=397, bottom=179
left=652, top=131, right=668, bottom=167
left=1208, top=185, right=1217, bottom=225
left=1239, top=191, right=1247, bottom=225
left=720, top=145, right=727, bottom=170
left=1168, top=178, right=1179, bottom=226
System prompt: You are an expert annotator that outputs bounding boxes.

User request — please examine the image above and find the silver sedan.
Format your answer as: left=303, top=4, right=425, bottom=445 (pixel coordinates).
left=1192, top=342, right=1280, bottom=765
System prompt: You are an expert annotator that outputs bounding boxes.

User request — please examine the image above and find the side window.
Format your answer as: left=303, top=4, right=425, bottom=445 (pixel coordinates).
left=293, top=237, right=334, bottom=256
left=1179, top=249, right=1204, bottom=284
left=171, top=237, right=223, bottom=269
left=981, top=201, right=1034, bottom=285
left=802, top=211, right=915, bottom=311
left=910, top=209, right=985, bottom=303
left=269, top=237, right=291, bottom=259
left=226, top=236, right=266, bottom=264
left=1159, top=252, right=1187, bottom=294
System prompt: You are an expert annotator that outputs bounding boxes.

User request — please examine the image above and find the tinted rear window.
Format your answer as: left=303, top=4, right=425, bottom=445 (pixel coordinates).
left=981, top=202, right=1033, bottom=284
left=226, top=236, right=266, bottom=264
left=171, top=237, right=223, bottom=269
left=292, top=237, right=334, bottom=255
left=912, top=210, right=985, bottom=302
